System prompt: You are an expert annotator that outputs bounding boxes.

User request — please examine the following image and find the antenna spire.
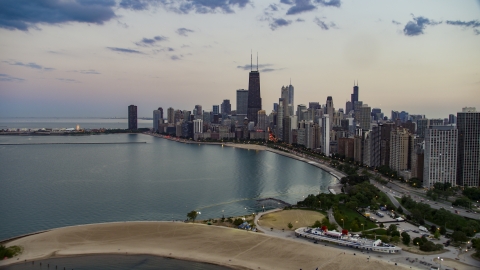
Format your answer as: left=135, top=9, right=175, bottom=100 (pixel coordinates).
left=250, top=50, right=252, bottom=71
left=256, top=52, right=258, bottom=71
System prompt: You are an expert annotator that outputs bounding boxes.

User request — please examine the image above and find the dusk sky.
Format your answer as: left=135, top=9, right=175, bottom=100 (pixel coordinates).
left=1, top=0, right=479, bottom=119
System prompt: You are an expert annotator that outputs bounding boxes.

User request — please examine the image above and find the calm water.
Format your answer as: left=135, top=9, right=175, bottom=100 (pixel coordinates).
left=0, top=133, right=336, bottom=241
left=0, top=254, right=231, bottom=270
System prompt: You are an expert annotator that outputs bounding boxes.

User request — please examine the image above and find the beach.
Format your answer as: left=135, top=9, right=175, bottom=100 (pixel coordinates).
left=0, top=222, right=409, bottom=269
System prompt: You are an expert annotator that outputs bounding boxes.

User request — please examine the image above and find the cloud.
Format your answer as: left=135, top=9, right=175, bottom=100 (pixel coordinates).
left=57, top=78, right=80, bottom=83
left=3, top=60, right=55, bottom=71
left=73, top=69, right=100, bottom=74
left=280, top=0, right=293, bottom=4
left=446, top=20, right=480, bottom=35
left=120, top=0, right=250, bottom=14
left=135, top=36, right=168, bottom=46
left=286, top=0, right=316, bottom=15
left=446, top=20, right=480, bottom=28
left=392, top=20, right=401, bottom=25
left=403, top=16, right=441, bottom=36
left=176, top=28, right=194, bottom=36
left=106, top=47, right=143, bottom=54
left=0, top=73, right=25, bottom=82
left=270, top=18, right=292, bottom=30
left=296, top=18, right=305, bottom=22
left=314, top=0, right=341, bottom=7
left=237, top=63, right=274, bottom=70
left=314, top=17, right=336, bottom=30
left=170, top=55, right=181, bottom=60
left=119, top=0, right=149, bottom=10
left=0, top=0, right=117, bottom=31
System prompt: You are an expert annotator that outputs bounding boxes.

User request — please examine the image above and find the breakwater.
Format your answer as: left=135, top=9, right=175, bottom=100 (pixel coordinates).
left=0, top=142, right=147, bottom=145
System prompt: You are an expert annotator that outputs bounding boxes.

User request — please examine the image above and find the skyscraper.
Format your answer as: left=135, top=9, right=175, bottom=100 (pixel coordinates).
left=247, top=54, right=261, bottom=125
left=325, top=96, right=334, bottom=129
left=128, top=105, right=137, bottom=130
left=423, top=126, right=457, bottom=188
left=153, top=107, right=163, bottom=132
left=221, top=99, right=231, bottom=115
left=236, top=89, right=248, bottom=115
left=167, top=107, right=175, bottom=124
left=321, top=115, right=330, bottom=156
left=212, top=105, right=219, bottom=115
left=457, top=107, right=480, bottom=187
left=351, top=82, right=359, bottom=108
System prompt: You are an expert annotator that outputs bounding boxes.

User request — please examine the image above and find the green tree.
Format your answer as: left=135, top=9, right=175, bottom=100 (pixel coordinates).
left=401, top=232, right=411, bottom=246
left=313, top=220, right=321, bottom=228
left=413, top=237, right=422, bottom=246
left=390, top=236, right=400, bottom=243
left=288, top=222, right=293, bottom=229
left=439, top=226, right=446, bottom=235
left=434, top=230, right=441, bottom=240
left=187, top=210, right=198, bottom=222
left=451, top=231, right=468, bottom=243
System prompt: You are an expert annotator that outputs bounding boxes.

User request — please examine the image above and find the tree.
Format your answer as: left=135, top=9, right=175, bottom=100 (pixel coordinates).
left=391, top=236, right=400, bottom=243
left=313, top=220, right=321, bottom=228
left=187, top=210, right=198, bottom=222
left=413, top=237, right=422, bottom=246
left=451, top=231, right=468, bottom=243
left=439, top=226, right=446, bottom=235
left=397, top=205, right=403, bottom=214
left=288, top=222, right=293, bottom=229
left=401, top=232, right=411, bottom=246
left=434, top=230, right=441, bottom=240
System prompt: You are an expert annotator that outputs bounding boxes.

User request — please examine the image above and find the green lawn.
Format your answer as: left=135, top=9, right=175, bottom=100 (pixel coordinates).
left=334, top=205, right=377, bottom=232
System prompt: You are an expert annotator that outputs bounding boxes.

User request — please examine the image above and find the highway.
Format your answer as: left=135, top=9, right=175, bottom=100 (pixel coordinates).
left=370, top=178, right=479, bottom=220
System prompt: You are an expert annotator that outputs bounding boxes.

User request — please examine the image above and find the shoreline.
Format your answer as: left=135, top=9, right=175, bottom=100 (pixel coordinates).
left=0, top=221, right=411, bottom=270
left=149, top=133, right=345, bottom=192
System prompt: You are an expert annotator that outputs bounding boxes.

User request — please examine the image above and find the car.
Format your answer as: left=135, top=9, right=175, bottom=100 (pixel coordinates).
left=466, top=210, right=470, bottom=213
left=434, top=202, right=438, bottom=204
left=413, top=230, right=420, bottom=233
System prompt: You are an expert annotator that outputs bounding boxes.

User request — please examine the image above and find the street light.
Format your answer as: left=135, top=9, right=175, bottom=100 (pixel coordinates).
left=341, top=218, right=344, bottom=229
left=361, top=223, right=364, bottom=232
left=438, top=257, right=443, bottom=270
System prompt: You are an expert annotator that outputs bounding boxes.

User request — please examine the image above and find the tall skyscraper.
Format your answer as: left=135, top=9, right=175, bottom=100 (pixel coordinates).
left=153, top=107, right=163, bottom=132
left=167, top=107, right=175, bottom=124
left=389, top=127, right=412, bottom=173
left=321, top=115, right=330, bottom=156
left=221, top=99, right=231, bottom=115
left=423, top=126, right=458, bottom=188
left=257, top=110, right=266, bottom=131
left=457, top=107, right=480, bottom=187
left=212, top=105, right=219, bottom=115
left=128, top=105, right=137, bottom=130
left=356, top=104, right=372, bottom=130
left=194, top=105, right=202, bottom=116
left=236, top=89, right=248, bottom=115
left=325, top=96, right=334, bottom=129
left=351, top=82, right=359, bottom=108
left=247, top=54, right=261, bottom=125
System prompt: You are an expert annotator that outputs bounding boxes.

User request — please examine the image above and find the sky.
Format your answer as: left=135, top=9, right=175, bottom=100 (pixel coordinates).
left=0, top=0, right=479, bottom=119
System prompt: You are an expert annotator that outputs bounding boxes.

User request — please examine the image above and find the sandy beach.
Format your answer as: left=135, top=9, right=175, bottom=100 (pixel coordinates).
left=0, top=221, right=409, bottom=269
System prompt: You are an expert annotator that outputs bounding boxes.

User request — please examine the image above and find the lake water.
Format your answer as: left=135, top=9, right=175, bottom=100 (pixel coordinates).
left=0, top=117, right=152, bottom=130
left=0, top=133, right=336, bottom=240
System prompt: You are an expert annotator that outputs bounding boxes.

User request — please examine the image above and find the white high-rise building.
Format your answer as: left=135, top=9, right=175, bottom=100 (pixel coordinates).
left=321, top=115, right=330, bottom=156
left=423, top=126, right=458, bottom=188
left=193, top=119, right=203, bottom=134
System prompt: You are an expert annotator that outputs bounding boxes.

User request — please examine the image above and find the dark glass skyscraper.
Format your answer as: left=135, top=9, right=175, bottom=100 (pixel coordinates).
left=351, top=81, right=359, bottom=108
left=456, top=107, right=480, bottom=187
left=128, top=105, right=137, bottom=130
left=247, top=67, right=261, bottom=125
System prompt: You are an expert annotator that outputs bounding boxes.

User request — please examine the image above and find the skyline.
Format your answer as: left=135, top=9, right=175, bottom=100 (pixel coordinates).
left=1, top=0, right=479, bottom=118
